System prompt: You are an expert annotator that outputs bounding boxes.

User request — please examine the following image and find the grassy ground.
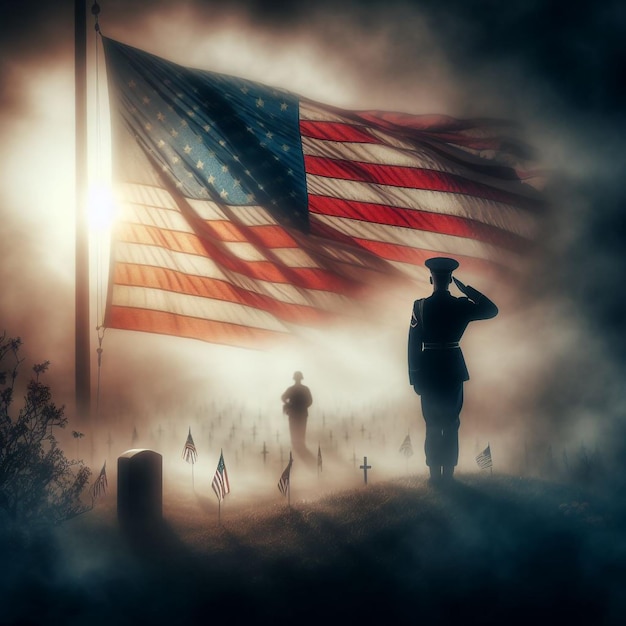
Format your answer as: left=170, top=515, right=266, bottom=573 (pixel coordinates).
left=2, top=473, right=625, bottom=626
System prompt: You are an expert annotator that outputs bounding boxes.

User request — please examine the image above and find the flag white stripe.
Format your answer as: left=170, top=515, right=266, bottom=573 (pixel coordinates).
left=386, top=260, right=491, bottom=284
left=476, top=445, right=493, bottom=470
left=310, top=214, right=523, bottom=266
left=300, top=108, right=542, bottom=199
left=111, top=285, right=290, bottom=332
left=118, top=206, right=397, bottom=279
left=120, top=182, right=179, bottom=211
left=269, top=248, right=320, bottom=268
left=120, top=201, right=320, bottom=267
left=299, top=100, right=526, bottom=143
left=121, top=183, right=281, bottom=227
left=220, top=241, right=272, bottom=262
left=299, top=100, right=360, bottom=123
left=187, top=197, right=279, bottom=226
left=120, top=200, right=194, bottom=233
left=302, top=136, right=541, bottom=202
left=212, top=474, right=229, bottom=499
left=114, top=242, right=353, bottom=311
left=306, top=175, right=536, bottom=239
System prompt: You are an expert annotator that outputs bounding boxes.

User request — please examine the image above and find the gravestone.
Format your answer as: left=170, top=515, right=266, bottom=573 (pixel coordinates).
left=117, top=449, right=162, bottom=529
left=360, top=456, right=372, bottom=484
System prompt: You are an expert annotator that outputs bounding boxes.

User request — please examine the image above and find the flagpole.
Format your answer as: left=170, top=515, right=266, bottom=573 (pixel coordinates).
left=75, top=0, right=91, bottom=429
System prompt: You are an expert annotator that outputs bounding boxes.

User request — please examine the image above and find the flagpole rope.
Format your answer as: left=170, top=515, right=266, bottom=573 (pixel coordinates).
left=92, top=1, right=101, bottom=34
left=95, top=326, right=106, bottom=423
left=92, top=2, right=106, bottom=436
left=93, top=1, right=104, bottom=330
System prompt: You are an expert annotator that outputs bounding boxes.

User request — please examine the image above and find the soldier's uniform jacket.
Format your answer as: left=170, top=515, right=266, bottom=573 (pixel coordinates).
left=408, top=286, right=498, bottom=388
left=281, top=384, right=313, bottom=419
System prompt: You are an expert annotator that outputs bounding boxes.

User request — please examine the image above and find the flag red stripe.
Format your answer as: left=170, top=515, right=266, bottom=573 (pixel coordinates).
left=117, top=222, right=355, bottom=291
left=351, top=238, right=507, bottom=273
left=307, top=195, right=528, bottom=251
left=113, top=263, right=339, bottom=324
left=355, top=112, right=521, bottom=152
left=302, top=118, right=532, bottom=182
left=107, top=306, right=290, bottom=348
left=412, top=139, right=528, bottom=181
left=303, top=155, right=541, bottom=212
left=299, top=118, right=518, bottom=153
left=201, top=220, right=298, bottom=247
left=351, top=110, right=512, bottom=133
left=299, top=120, right=380, bottom=144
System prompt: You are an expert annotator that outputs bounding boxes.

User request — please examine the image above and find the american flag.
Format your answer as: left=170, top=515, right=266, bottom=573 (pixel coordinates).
left=103, top=37, right=543, bottom=349
left=476, top=444, right=493, bottom=470
left=278, top=451, right=293, bottom=496
left=211, top=449, right=231, bottom=501
left=182, top=427, right=198, bottom=464
left=92, top=461, right=108, bottom=499
left=399, top=434, right=414, bottom=458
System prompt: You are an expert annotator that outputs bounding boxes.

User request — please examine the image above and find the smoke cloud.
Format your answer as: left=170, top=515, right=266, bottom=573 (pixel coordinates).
left=0, top=0, right=625, bottom=487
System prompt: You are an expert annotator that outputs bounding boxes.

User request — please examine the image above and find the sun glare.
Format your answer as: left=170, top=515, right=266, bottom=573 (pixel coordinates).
left=88, top=179, right=116, bottom=233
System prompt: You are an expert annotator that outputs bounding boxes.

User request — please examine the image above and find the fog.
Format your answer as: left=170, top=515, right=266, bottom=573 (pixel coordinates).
left=1, top=0, right=625, bottom=494
left=3, top=5, right=626, bottom=626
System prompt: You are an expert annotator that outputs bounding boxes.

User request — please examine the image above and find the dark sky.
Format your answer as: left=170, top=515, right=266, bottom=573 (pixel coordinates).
left=1, top=0, right=625, bottom=470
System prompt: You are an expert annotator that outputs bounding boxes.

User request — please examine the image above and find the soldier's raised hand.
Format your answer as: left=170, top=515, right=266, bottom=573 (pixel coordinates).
left=453, top=277, right=468, bottom=295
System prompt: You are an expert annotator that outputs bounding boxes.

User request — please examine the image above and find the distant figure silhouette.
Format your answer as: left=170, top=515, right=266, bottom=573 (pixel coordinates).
left=281, top=371, right=313, bottom=454
left=408, top=257, right=498, bottom=483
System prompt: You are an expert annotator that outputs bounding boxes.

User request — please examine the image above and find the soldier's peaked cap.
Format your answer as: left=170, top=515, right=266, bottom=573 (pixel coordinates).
left=425, top=257, right=459, bottom=274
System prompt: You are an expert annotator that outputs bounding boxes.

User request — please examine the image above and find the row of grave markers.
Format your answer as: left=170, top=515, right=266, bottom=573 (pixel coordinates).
left=91, top=393, right=426, bottom=469
left=91, top=431, right=494, bottom=527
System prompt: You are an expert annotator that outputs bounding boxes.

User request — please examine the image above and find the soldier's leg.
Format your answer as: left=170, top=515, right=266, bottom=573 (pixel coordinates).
left=288, top=417, right=298, bottom=447
left=441, top=418, right=460, bottom=478
left=297, top=417, right=307, bottom=449
left=291, top=415, right=307, bottom=451
left=424, top=425, right=443, bottom=480
left=441, top=384, right=463, bottom=477
left=421, top=391, right=446, bottom=476
left=302, top=417, right=308, bottom=447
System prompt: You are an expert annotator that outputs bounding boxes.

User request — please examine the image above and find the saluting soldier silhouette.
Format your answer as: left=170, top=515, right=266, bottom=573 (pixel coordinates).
left=408, top=257, right=498, bottom=483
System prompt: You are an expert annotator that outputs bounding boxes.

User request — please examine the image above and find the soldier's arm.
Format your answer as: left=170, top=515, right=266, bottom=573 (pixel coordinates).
left=408, top=301, right=423, bottom=385
left=453, top=278, right=498, bottom=320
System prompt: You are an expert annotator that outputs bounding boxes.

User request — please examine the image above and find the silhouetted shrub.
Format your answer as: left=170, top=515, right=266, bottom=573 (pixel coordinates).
left=0, top=333, right=91, bottom=528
